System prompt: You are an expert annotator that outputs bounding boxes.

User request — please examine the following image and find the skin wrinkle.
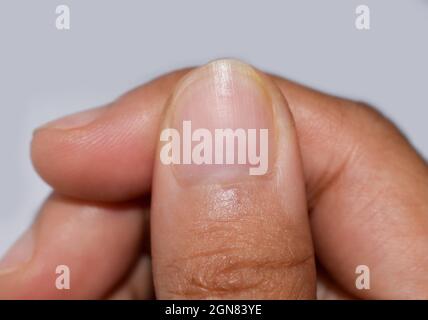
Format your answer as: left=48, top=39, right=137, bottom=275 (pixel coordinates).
left=165, top=253, right=314, bottom=299
left=309, top=139, right=359, bottom=212
left=304, top=103, right=357, bottom=207
left=156, top=179, right=314, bottom=298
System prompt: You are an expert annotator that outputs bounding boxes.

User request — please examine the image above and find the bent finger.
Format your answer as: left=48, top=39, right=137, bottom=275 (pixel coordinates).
left=31, top=70, right=189, bottom=201
left=275, top=77, right=428, bottom=299
left=0, top=194, right=145, bottom=299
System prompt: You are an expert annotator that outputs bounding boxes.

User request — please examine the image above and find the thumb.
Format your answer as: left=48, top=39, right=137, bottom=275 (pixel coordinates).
left=151, top=59, right=315, bottom=299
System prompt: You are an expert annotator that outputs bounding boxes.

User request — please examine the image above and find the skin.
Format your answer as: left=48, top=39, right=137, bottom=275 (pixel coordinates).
left=0, top=59, right=427, bottom=299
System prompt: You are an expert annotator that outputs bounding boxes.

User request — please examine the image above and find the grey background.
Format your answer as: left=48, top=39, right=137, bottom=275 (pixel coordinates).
left=0, top=0, right=427, bottom=256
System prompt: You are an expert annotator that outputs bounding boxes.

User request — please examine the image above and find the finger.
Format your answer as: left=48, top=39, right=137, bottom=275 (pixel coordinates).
left=108, top=256, right=154, bottom=300
left=316, top=267, right=354, bottom=300
left=0, top=194, right=145, bottom=299
left=151, top=59, right=315, bottom=299
left=31, top=70, right=189, bottom=201
left=274, top=77, right=428, bottom=299
left=108, top=207, right=153, bottom=300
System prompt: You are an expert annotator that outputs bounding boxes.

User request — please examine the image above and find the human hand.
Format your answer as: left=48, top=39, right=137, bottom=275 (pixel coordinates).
left=1, top=59, right=427, bottom=299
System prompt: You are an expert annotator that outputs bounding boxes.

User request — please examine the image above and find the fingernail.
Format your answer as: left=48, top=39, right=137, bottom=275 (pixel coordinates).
left=0, top=229, right=34, bottom=273
left=37, top=106, right=107, bottom=131
left=162, top=59, right=275, bottom=185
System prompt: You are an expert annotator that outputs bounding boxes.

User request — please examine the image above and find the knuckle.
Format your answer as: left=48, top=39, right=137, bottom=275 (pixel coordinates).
left=163, top=231, right=315, bottom=299
left=350, top=101, right=399, bottom=134
left=341, top=101, right=409, bottom=156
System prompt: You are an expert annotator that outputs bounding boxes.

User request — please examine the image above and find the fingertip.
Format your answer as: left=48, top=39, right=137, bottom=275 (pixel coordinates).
left=30, top=70, right=190, bottom=202
left=30, top=101, right=158, bottom=202
left=31, top=124, right=152, bottom=201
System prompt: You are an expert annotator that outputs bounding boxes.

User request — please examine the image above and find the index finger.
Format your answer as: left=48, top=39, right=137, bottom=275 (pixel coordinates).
left=31, top=69, right=189, bottom=201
